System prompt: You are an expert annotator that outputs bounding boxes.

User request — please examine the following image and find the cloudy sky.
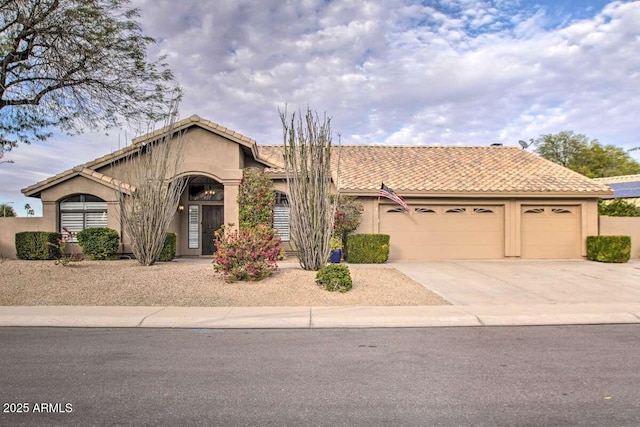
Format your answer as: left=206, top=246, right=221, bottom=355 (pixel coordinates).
left=1, top=0, right=639, bottom=216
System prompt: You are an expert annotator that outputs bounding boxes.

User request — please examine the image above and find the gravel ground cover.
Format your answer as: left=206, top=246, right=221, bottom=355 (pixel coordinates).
left=0, top=260, right=449, bottom=307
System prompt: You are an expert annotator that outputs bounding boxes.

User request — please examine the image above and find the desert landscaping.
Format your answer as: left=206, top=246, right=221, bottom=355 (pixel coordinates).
left=0, top=259, right=449, bottom=307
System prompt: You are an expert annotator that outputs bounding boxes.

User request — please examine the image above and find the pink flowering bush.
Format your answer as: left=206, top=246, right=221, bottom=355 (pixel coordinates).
left=213, top=224, right=282, bottom=283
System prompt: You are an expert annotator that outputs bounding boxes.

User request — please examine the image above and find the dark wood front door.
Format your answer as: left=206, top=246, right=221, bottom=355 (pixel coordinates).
left=202, top=205, right=223, bottom=255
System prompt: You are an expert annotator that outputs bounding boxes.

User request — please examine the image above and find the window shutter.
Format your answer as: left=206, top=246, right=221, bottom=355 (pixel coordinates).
left=60, top=212, right=84, bottom=242
left=188, top=205, right=199, bottom=249
left=273, top=206, right=290, bottom=241
left=85, top=211, right=108, bottom=228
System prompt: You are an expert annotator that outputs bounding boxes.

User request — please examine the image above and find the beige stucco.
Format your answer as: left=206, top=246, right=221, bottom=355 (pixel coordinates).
left=353, top=197, right=599, bottom=260
left=600, top=216, right=640, bottom=258
left=10, top=125, right=264, bottom=258
left=0, top=217, right=50, bottom=258
left=5, top=116, right=605, bottom=261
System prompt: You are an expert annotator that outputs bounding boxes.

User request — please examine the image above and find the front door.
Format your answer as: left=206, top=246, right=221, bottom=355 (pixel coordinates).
left=202, top=205, right=223, bottom=255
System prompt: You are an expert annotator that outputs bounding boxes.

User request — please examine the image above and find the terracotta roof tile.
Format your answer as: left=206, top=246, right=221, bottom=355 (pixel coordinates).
left=593, top=174, right=640, bottom=184
left=258, top=145, right=611, bottom=194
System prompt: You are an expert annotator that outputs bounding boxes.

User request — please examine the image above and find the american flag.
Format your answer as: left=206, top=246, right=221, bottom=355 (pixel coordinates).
left=380, top=183, right=410, bottom=212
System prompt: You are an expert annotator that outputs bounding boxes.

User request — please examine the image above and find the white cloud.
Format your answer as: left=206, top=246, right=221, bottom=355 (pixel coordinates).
left=5, top=0, right=640, bottom=215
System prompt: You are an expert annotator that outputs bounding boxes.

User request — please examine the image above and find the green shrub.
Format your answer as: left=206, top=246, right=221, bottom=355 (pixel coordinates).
left=333, top=196, right=364, bottom=259
left=15, top=231, right=62, bottom=260
left=346, top=234, right=390, bottom=263
left=76, top=227, right=120, bottom=260
left=598, top=199, right=640, bottom=217
left=586, top=235, right=631, bottom=263
left=315, top=264, right=352, bottom=293
left=238, top=168, right=275, bottom=230
left=158, top=232, right=177, bottom=262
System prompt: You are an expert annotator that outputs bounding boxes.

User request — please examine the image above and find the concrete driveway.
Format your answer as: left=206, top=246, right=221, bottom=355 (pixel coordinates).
left=391, top=259, right=640, bottom=306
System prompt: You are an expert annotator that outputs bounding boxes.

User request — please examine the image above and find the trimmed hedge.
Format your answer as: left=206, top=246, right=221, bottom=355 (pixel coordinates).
left=346, top=234, right=390, bottom=264
left=586, top=235, right=631, bottom=263
left=76, top=227, right=120, bottom=260
left=158, top=232, right=177, bottom=262
left=15, top=231, right=62, bottom=260
left=316, top=264, right=352, bottom=293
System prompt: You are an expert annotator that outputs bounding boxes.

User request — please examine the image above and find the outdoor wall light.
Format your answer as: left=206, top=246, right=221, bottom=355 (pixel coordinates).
left=178, top=204, right=185, bottom=212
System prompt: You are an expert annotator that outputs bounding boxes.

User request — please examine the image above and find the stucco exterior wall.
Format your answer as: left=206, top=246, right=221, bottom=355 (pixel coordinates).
left=599, top=216, right=640, bottom=259
left=0, top=217, right=51, bottom=259
left=352, top=196, right=599, bottom=258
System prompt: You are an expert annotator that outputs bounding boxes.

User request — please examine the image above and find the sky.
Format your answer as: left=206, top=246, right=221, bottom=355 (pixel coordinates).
left=1, top=0, right=639, bottom=216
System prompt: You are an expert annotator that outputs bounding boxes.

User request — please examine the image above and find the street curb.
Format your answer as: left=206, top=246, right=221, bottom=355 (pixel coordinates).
left=1, top=304, right=639, bottom=329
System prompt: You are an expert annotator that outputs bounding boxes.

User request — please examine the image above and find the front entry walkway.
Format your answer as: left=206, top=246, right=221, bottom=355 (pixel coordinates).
left=391, top=259, right=640, bottom=306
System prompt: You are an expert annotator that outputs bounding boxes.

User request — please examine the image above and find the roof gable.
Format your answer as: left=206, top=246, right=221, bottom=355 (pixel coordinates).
left=23, top=115, right=269, bottom=197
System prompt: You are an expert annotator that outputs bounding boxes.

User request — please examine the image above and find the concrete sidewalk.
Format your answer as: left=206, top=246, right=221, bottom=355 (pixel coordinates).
left=1, top=303, right=640, bottom=328
left=2, top=259, right=639, bottom=329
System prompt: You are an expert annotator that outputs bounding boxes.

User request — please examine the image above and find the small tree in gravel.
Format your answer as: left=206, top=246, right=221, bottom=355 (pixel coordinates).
left=280, top=107, right=338, bottom=271
left=113, top=104, right=188, bottom=266
left=333, top=195, right=363, bottom=258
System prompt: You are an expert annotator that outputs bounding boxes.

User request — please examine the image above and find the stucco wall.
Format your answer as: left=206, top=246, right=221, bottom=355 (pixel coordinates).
left=599, top=216, right=640, bottom=259
left=0, top=217, right=51, bottom=259
left=352, top=196, right=599, bottom=258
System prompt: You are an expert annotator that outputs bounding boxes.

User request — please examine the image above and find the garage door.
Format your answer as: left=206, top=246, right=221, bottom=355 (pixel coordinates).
left=521, top=206, right=580, bottom=259
left=379, top=205, right=504, bottom=260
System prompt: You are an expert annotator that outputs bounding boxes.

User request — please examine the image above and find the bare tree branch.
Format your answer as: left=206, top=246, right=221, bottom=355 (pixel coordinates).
left=112, top=101, right=187, bottom=266
left=281, top=107, right=338, bottom=271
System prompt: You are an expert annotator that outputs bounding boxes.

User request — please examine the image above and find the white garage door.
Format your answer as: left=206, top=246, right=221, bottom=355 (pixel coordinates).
left=379, top=205, right=504, bottom=260
left=521, top=206, right=580, bottom=259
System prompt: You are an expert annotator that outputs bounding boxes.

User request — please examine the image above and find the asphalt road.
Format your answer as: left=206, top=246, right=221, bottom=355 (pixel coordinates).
left=1, top=325, right=639, bottom=426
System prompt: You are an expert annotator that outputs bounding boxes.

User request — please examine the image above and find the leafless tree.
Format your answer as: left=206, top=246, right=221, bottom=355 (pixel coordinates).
left=280, top=107, right=338, bottom=271
left=113, top=106, right=187, bottom=266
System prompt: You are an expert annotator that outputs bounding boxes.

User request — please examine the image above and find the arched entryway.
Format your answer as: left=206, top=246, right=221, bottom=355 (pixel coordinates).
left=178, top=176, right=225, bottom=256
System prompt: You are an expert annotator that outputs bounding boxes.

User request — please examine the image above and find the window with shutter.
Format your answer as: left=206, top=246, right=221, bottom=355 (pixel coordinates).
left=188, top=205, right=199, bottom=249
left=59, top=195, right=108, bottom=242
left=274, top=192, right=290, bottom=241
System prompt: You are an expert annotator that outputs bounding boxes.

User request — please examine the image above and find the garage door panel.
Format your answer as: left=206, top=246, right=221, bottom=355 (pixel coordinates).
left=521, top=206, right=579, bottom=259
left=380, top=205, right=504, bottom=260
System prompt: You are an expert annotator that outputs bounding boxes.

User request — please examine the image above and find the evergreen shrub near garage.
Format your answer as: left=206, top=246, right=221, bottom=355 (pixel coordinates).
left=315, top=264, right=352, bottom=293
left=15, top=231, right=62, bottom=260
left=586, top=235, right=631, bottom=263
left=346, top=234, right=390, bottom=263
left=158, top=232, right=177, bottom=262
left=76, top=227, right=120, bottom=260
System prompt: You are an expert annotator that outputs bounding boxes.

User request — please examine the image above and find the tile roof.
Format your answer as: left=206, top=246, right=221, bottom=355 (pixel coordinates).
left=22, top=113, right=611, bottom=198
left=593, top=174, right=640, bottom=184
left=21, top=166, right=134, bottom=196
left=257, top=145, right=612, bottom=195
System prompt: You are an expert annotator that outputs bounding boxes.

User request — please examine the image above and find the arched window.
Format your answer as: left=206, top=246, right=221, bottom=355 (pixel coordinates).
left=274, top=191, right=290, bottom=241
left=59, top=195, right=108, bottom=240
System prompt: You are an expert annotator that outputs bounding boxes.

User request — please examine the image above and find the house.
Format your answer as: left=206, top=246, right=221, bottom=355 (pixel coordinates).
left=593, top=174, right=640, bottom=206
left=17, top=115, right=612, bottom=260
